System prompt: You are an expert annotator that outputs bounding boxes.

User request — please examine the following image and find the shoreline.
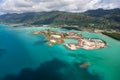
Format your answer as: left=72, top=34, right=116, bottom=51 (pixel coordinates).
left=32, top=29, right=106, bottom=50
left=102, top=32, right=120, bottom=41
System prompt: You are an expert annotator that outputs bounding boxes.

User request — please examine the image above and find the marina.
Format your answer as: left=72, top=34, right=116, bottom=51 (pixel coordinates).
left=32, top=29, right=106, bottom=50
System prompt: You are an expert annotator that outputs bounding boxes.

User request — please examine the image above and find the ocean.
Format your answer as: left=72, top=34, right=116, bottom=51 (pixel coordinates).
left=0, top=25, right=120, bottom=80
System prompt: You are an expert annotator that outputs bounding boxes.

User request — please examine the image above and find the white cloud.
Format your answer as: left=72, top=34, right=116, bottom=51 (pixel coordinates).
left=0, top=0, right=120, bottom=13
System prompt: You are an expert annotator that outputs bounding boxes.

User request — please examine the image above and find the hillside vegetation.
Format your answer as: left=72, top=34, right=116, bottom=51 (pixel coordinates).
left=0, top=9, right=120, bottom=30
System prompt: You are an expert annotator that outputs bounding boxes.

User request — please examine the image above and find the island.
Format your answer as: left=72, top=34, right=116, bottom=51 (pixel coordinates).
left=32, top=29, right=106, bottom=50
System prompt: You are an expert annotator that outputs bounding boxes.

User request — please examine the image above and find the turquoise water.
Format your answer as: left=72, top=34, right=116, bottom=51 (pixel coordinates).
left=64, top=39, right=78, bottom=44
left=0, top=25, right=120, bottom=80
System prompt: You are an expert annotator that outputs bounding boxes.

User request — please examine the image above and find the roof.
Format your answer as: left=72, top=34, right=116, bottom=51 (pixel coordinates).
left=51, top=35, right=61, bottom=38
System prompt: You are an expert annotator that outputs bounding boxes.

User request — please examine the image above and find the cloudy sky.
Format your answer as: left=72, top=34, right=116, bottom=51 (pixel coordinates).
left=0, top=0, right=120, bottom=14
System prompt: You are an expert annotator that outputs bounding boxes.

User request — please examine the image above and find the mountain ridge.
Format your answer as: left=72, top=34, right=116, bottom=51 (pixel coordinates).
left=0, top=8, right=120, bottom=30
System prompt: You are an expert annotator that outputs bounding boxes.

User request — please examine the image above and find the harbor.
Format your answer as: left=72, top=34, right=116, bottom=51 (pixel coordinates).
left=32, top=29, right=106, bottom=50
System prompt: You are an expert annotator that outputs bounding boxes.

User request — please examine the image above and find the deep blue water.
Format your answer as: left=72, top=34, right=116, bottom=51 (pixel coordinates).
left=0, top=25, right=120, bottom=80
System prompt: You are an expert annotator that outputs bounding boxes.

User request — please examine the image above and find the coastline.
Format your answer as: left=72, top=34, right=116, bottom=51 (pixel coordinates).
left=32, top=29, right=106, bottom=50
left=102, top=32, right=120, bottom=41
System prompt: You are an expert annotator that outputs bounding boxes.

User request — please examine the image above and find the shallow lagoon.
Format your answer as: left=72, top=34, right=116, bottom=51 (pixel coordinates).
left=0, top=25, right=120, bottom=80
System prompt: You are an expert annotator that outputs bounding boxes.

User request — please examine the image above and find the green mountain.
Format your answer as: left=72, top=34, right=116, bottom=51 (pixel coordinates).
left=84, top=8, right=120, bottom=22
left=0, top=9, right=120, bottom=30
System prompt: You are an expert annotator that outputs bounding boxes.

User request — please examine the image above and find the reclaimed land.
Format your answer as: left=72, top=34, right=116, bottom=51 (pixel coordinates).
left=102, top=32, right=120, bottom=41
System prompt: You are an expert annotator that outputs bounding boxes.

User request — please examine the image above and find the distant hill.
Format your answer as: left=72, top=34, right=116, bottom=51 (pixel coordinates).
left=84, top=8, right=120, bottom=22
left=0, top=9, right=120, bottom=30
